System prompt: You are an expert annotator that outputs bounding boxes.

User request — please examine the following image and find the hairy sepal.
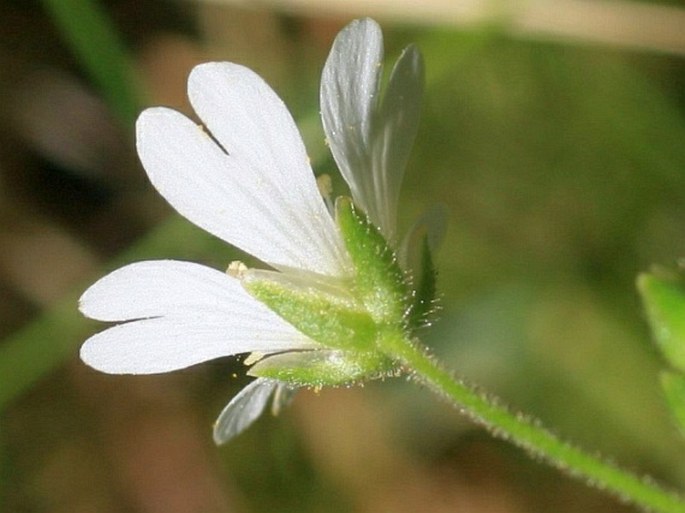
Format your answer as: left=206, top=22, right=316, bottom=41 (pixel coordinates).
left=407, top=236, right=438, bottom=329
left=248, top=349, right=397, bottom=388
left=242, top=269, right=378, bottom=351
left=335, top=197, right=409, bottom=326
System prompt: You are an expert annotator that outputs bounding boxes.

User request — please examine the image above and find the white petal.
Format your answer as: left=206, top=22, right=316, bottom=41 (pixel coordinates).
left=188, top=62, right=349, bottom=275
left=271, top=382, right=298, bottom=416
left=79, top=260, right=315, bottom=374
left=80, top=317, right=309, bottom=374
left=136, top=100, right=348, bottom=277
left=213, top=378, right=278, bottom=444
left=81, top=260, right=269, bottom=321
left=321, top=18, right=382, bottom=227
left=188, top=63, right=313, bottom=209
left=371, top=45, right=424, bottom=238
left=321, top=19, right=424, bottom=240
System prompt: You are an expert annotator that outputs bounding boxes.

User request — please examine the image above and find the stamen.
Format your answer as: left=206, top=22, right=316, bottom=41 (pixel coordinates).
left=226, top=260, right=248, bottom=278
left=316, top=174, right=334, bottom=215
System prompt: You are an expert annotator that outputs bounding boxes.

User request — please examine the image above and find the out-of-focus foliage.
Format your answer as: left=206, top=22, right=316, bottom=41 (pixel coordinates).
left=661, top=371, right=685, bottom=437
left=639, top=271, right=685, bottom=372
left=639, top=270, right=685, bottom=442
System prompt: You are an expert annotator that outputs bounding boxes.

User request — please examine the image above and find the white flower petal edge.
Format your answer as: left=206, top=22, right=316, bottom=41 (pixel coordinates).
left=320, top=19, right=382, bottom=228
left=213, top=377, right=280, bottom=444
left=372, top=45, right=424, bottom=239
left=321, top=18, right=424, bottom=240
left=188, top=63, right=344, bottom=266
left=79, top=261, right=315, bottom=374
left=137, top=63, right=349, bottom=277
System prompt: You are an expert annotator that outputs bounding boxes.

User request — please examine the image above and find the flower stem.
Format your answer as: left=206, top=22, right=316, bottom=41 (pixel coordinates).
left=385, top=335, right=685, bottom=513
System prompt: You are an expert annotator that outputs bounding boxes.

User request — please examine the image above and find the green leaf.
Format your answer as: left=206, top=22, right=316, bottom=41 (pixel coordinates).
left=660, top=371, right=685, bottom=437
left=637, top=271, right=685, bottom=372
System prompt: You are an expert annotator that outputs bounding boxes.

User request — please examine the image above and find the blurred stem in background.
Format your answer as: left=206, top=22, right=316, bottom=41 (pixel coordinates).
left=201, top=0, right=685, bottom=56
left=40, top=0, right=143, bottom=126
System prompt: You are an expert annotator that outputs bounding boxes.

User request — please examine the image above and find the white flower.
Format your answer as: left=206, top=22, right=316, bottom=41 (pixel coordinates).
left=79, top=18, right=425, bottom=444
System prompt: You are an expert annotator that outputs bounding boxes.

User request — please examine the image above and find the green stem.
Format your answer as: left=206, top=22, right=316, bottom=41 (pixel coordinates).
left=386, top=335, right=685, bottom=513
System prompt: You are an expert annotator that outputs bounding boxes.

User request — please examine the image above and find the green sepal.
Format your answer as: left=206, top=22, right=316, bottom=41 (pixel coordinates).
left=335, top=197, right=409, bottom=325
left=407, top=235, right=438, bottom=329
left=660, top=371, right=685, bottom=437
left=248, top=349, right=397, bottom=388
left=637, top=270, right=685, bottom=373
left=243, top=269, right=378, bottom=352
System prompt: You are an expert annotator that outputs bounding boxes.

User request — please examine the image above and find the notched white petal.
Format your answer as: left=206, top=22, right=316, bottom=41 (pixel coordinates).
left=188, top=63, right=311, bottom=196
left=79, top=260, right=316, bottom=374
left=79, top=315, right=314, bottom=374
left=213, top=378, right=280, bottom=444
left=188, top=62, right=349, bottom=276
left=136, top=93, right=348, bottom=277
left=80, top=260, right=263, bottom=322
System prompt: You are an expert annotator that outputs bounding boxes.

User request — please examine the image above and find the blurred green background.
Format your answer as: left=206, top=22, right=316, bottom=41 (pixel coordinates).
left=2, top=0, right=685, bottom=511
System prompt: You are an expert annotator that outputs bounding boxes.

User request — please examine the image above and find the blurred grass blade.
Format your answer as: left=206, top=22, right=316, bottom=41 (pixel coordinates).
left=0, top=217, right=234, bottom=411
left=638, top=272, right=685, bottom=373
left=660, top=371, right=685, bottom=437
left=41, top=0, right=142, bottom=125
left=0, top=298, right=88, bottom=411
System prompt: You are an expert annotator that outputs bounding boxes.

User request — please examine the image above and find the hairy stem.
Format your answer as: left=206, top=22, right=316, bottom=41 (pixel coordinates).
left=385, top=335, right=685, bottom=513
